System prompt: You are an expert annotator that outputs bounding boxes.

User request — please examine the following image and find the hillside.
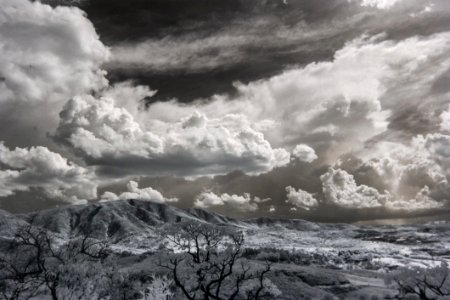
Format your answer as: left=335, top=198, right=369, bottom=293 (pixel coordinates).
left=1, top=200, right=450, bottom=299
left=6, top=200, right=237, bottom=240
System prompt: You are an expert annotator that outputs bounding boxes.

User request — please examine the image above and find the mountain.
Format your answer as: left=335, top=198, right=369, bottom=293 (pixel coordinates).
left=4, top=199, right=241, bottom=241
left=1, top=199, right=449, bottom=263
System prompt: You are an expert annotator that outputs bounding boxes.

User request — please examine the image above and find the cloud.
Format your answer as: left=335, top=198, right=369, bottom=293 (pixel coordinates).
left=101, top=81, right=157, bottom=118
left=0, top=143, right=96, bottom=204
left=413, top=133, right=450, bottom=181
left=354, top=134, right=449, bottom=203
left=350, top=0, right=431, bottom=10
left=194, top=192, right=266, bottom=212
left=56, top=95, right=164, bottom=160
left=1, top=0, right=450, bottom=221
left=285, top=186, right=318, bottom=210
left=384, top=186, right=442, bottom=211
left=320, top=168, right=389, bottom=209
left=0, top=0, right=108, bottom=104
left=103, top=0, right=446, bottom=82
left=144, top=32, right=450, bottom=164
left=330, top=135, right=448, bottom=211
left=100, top=0, right=350, bottom=75
left=440, top=106, right=450, bottom=133
left=292, top=144, right=318, bottom=163
left=320, top=166, right=443, bottom=211
left=358, top=0, right=404, bottom=9
left=0, top=0, right=109, bottom=147
left=55, top=95, right=290, bottom=177
left=100, top=181, right=177, bottom=203
left=109, top=35, right=253, bottom=73
left=55, top=30, right=450, bottom=215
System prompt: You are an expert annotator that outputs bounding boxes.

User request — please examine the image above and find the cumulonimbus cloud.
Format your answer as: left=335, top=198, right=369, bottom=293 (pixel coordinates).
left=0, top=0, right=109, bottom=147
left=0, top=0, right=109, bottom=104
left=55, top=95, right=290, bottom=177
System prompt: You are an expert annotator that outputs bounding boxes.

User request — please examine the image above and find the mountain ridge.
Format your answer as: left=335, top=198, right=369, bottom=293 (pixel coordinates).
left=0, top=199, right=344, bottom=240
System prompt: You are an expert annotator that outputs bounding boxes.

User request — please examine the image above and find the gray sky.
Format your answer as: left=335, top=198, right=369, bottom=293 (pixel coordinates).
left=1, top=0, right=450, bottom=222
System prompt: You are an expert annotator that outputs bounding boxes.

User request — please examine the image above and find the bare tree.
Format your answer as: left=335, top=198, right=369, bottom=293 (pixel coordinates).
left=0, top=224, right=110, bottom=300
left=386, top=261, right=450, bottom=299
left=159, top=221, right=279, bottom=300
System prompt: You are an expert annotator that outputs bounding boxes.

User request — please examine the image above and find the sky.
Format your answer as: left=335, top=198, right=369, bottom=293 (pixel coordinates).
left=1, top=0, right=450, bottom=222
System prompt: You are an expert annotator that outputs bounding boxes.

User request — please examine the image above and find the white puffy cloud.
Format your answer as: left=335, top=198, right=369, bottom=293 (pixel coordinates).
left=413, top=133, right=450, bottom=180
left=0, top=0, right=109, bottom=103
left=358, top=0, right=404, bottom=9
left=55, top=95, right=290, bottom=177
left=292, top=144, right=318, bottom=163
left=384, top=186, right=442, bottom=211
left=0, top=0, right=111, bottom=206
left=350, top=0, right=430, bottom=10
left=440, top=106, right=450, bottom=132
left=285, top=186, right=318, bottom=210
left=356, top=134, right=450, bottom=202
left=0, top=143, right=96, bottom=203
left=321, top=167, right=444, bottom=211
left=56, top=95, right=164, bottom=159
left=325, top=121, right=450, bottom=211
left=101, top=81, right=157, bottom=120
left=321, top=168, right=390, bottom=209
left=100, top=181, right=177, bottom=203
left=0, top=0, right=109, bottom=147
left=194, top=192, right=266, bottom=212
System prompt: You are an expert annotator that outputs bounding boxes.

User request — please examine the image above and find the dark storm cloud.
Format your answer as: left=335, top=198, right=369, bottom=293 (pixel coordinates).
left=43, top=0, right=450, bottom=102
left=87, top=0, right=450, bottom=102
left=47, top=0, right=353, bottom=43
left=98, top=0, right=356, bottom=102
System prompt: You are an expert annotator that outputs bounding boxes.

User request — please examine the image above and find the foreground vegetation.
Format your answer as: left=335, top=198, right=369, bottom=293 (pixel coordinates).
left=1, top=220, right=449, bottom=299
